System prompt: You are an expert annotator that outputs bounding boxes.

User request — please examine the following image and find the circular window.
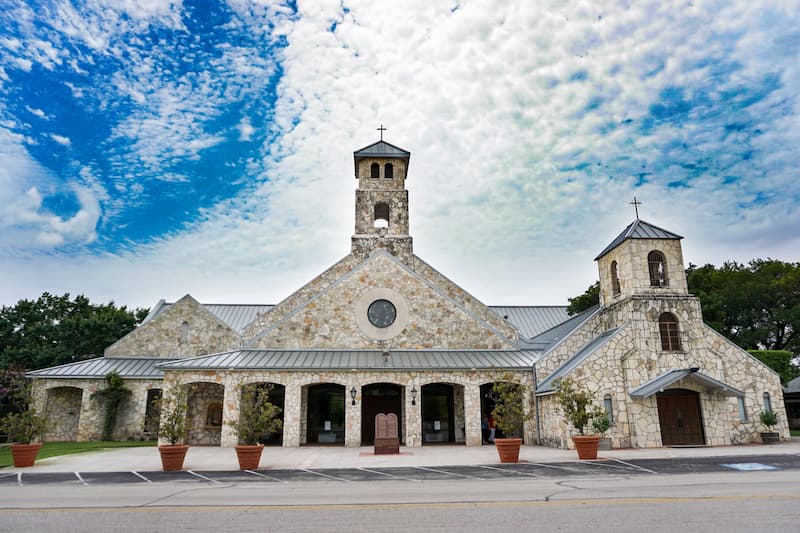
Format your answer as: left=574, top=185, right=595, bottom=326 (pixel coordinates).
left=367, top=299, right=396, bottom=328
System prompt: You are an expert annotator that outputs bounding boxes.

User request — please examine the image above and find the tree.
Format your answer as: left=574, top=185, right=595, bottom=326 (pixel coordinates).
left=0, top=293, right=149, bottom=371
left=567, top=282, right=600, bottom=315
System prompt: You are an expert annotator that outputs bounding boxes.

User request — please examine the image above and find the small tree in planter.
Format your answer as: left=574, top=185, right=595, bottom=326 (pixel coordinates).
left=556, top=377, right=605, bottom=459
left=91, top=371, right=132, bottom=441
left=156, top=379, right=190, bottom=471
left=489, top=375, right=529, bottom=463
left=0, top=375, right=47, bottom=467
left=759, top=410, right=780, bottom=444
left=228, top=384, right=283, bottom=470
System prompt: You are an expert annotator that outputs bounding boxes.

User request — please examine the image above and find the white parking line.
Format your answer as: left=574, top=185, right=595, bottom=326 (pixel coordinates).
left=478, top=465, right=542, bottom=477
left=413, top=466, right=480, bottom=479
left=613, top=458, right=657, bottom=474
left=301, top=468, right=351, bottom=482
left=245, top=470, right=285, bottom=482
left=74, top=472, right=88, bottom=485
left=131, top=471, right=152, bottom=483
left=187, top=471, right=223, bottom=484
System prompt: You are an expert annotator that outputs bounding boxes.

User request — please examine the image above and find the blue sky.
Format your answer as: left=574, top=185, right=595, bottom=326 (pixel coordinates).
left=1, top=0, right=799, bottom=309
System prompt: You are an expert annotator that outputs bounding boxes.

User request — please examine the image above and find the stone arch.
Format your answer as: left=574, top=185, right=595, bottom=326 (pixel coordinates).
left=370, top=162, right=380, bottom=178
left=44, top=386, right=83, bottom=441
left=360, top=382, right=404, bottom=445
left=185, top=381, right=224, bottom=445
left=238, top=382, right=286, bottom=446
left=303, top=382, right=346, bottom=445
left=374, top=202, right=389, bottom=228
left=648, top=250, right=668, bottom=287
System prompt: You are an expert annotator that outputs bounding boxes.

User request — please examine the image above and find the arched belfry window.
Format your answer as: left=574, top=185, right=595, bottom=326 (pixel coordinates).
left=658, top=312, right=682, bottom=351
left=370, top=162, right=380, bottom=178
left=384, top=163, right=393, bottom=179
left=648, top=250, right=668, bottom=287
left=374, top=202, right=389, bottom=228
left=611, top=261, right=621, bottom=296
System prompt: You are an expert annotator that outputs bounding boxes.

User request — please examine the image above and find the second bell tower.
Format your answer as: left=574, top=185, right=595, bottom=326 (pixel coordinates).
left=351, top=138, right=413, bottom=263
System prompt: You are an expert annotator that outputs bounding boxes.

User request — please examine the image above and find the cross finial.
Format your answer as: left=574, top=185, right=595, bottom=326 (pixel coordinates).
left=630, top=196, right=642, bottom=219
left=377, top=124, right=387, bottom=141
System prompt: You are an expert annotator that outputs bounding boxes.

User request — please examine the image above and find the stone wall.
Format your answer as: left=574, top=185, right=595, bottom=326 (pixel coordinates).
left=32, top=377, right=162, bottom=442
left=186, top=382, right=224, bottom=446
left=161, top=368, right=534, bottom=448
left=248, top=252, right=516, bottom=350
left=105, top=294, right=239, bottom=358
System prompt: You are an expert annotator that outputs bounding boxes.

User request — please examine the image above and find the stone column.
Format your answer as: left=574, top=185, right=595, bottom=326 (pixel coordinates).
left=405, top=380, right=422, bottom=447
left=220, top=375, right=240, bottom=447
left=76, top=387, right=98, bottom=442
left=283, top=382, right=302, bottom=447
left=345, top=382, right=361, bottom=447
left=463, top=383, right=482, bottom=446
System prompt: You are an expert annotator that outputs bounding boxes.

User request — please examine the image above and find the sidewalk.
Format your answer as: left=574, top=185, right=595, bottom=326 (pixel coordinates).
left=4, top=438, right=799, bottom=473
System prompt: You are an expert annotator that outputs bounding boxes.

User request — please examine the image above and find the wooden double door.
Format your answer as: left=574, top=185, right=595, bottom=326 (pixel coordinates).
left=656, top=389, right=705, bottom=446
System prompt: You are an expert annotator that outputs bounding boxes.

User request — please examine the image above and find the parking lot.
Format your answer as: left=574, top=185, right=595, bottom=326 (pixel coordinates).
left=2, top=453, right=798, bottom=486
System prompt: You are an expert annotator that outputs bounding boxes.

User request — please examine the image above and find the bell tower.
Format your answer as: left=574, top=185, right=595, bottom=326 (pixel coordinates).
left=351, top=136, right=413, bottom=263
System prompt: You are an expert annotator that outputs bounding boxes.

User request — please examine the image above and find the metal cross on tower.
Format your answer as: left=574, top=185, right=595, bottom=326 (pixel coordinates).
left=630, top=196, right=642, bottom=219
left=377, top=124, right=387, bottom=141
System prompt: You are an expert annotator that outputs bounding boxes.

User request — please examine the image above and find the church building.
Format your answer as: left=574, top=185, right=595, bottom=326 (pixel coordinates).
left=28, top=138, right=789, bottom=450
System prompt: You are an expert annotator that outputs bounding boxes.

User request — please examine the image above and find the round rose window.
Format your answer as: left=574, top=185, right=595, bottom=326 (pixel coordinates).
left=367, top=299, right=396, bottom=328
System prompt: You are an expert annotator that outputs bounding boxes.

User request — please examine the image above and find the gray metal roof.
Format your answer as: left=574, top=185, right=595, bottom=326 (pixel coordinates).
left=536, top=327, right=621, bottom=394
left=143, top=303, right=273, bottom=334
left=490, top=306, right=570, bottom=339
left=27, top=357, right=166, bottom=379
left=157, top=349, right=538, bottom=371
left=785, top=376, right=800, bottom=393
left=629, top=368, right=744, bottom=398
left=595, top=218, right=683, bottom=260
left=522, top=305, right=600, bottom=350
left=353, top=140, right=410, bottom=160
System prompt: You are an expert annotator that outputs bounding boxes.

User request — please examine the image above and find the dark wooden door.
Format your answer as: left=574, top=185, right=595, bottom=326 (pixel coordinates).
left=657, top=389, right=705, bottom=446
left=361, top=384, right=402, bottom=445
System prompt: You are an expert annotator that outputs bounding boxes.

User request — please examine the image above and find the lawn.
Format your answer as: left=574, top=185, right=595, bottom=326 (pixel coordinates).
left=791, top=429, right=800, bottom=437
left=0, top=440, right=156, bottom=468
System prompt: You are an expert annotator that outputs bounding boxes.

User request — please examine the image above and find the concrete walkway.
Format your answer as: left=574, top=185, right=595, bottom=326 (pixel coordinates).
left=4, top=439, right=799, bottom=473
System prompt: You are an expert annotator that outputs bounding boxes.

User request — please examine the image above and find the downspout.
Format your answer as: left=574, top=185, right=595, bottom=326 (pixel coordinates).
left=533, top=363, right=541, bottom=445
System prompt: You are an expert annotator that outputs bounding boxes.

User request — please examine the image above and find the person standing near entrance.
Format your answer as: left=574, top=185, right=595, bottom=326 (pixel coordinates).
left=488, top=414, right=496, bottom=443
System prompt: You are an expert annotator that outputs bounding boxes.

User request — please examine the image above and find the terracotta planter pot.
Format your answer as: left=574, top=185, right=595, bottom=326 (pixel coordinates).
left=158, top=445, right=189, bottom=471
left=10, top=443, right=42, bottom=468
left=572, top=435, right=601, bottom=460
left=235, top=444, right=264, bottom=470
left=495, top=437, right=523, bottom=463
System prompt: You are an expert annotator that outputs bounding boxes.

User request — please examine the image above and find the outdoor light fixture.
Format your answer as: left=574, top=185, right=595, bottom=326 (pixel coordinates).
left=410, top=386, right=418, bottom=406
left=350, top=386, right=357, bottom=406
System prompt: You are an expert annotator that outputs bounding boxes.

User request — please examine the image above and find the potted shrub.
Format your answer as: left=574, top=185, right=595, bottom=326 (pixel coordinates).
left=0, top=376, right=46, bottom=467
left=156, top=380, right=190, bottom=471
left=759, top=410, right=780, bottom=444
left=228, top=384, right=283, bottom=470
left=593, top=414, right=612, bottom=450
left=556, top=377, right=605, bottom=459
left=489, top=376, right=528, bottom=463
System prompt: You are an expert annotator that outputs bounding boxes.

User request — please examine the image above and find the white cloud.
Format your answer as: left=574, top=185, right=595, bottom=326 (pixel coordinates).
left=237, top=117, right=255, bottom=141
left=25, top=106, right=48, bottom=119
left=49, top=133, right=71, bottom=146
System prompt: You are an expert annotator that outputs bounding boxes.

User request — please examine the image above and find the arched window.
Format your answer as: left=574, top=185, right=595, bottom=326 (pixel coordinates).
left=658, top=312, right=682, bottom=351
left=610, top=261, right=621, bottom=296
left=737, top=397, right=748, bottom=421
left=603, top=394, right=614, bottom=423
left=648, top=251, right=668, bottom=287
left=384, top=163, right=394, bottom=179
left=370, top=162, right=380, bottom=178
left=206, top=402, right=223, bottom=427
left=180, top=321, right=189, bottom=344
left=374, top=202, right=389, bottom=228
left=763, top=392, right=772, bottom=413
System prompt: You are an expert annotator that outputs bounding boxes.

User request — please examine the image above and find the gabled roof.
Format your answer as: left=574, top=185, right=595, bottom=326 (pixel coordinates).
left=785, top=375, right=800, bottom=393
left=142, top=302, right=274, bottom=334
left=491, top=306, right=570, bottom=339
left=629, top=368, right=744, bottom=398
left=353, top=140, right=410, bottom=165
left=157, top=349, right=539, bottom=371
left=595, top=218, right=683, bottom=260
left=27, top=357, right=166, bottom=379
left=535, top=327, right=622, bottom=394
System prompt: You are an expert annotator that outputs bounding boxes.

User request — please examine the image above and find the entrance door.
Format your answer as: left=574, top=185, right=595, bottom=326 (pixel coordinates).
left=306, top=384, right=345, bottom=444
left=421, top=384, right=454, bottom=444
left=361, top=383, right=402, bottom=445
left=657, top=389, right=705, bottom=446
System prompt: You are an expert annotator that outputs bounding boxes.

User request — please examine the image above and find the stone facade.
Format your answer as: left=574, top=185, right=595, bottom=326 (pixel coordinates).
left=105, top=294, right=239, bottom=358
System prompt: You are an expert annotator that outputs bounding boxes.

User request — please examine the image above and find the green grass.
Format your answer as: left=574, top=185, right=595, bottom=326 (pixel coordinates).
left=0, top=440, right=156, bottom=468
left=791, top=429, right=800, bottom=437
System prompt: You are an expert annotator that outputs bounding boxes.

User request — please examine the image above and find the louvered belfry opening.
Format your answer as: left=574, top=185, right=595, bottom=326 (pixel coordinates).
left=648, top=250, right=668, bottom=287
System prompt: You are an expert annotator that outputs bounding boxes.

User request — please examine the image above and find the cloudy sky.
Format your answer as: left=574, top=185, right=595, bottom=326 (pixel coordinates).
left=1, top=0, right=798, bottom=312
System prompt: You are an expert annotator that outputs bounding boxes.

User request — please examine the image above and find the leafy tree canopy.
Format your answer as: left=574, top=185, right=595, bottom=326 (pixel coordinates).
left=0, top=293, right=148, bottom=371
left=567, top=282, right=600, bottom=316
